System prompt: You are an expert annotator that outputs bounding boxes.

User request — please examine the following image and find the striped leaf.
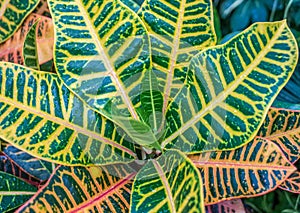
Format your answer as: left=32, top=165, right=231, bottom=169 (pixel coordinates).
left=279, top=171, right=300, bottom=194
left=48, top=0, right=151, bottom=119
left=23, top=20, right=40, bottom=70
left=3, top=145, right=54, bottom=182
left=0, top=171, right=37, bottom=213
left=0, top=62, right=136, bottom=165
left=258, top=106, right=300, bottom=163
left=189, top=138, right=296, bottom=204
left=138, top=0, right=217, bottom=114
left=205, top=199, right=246, bottom=213
left=163, top=20, right=298, bottom=153
left=0, top=0, right=39, bottom=42
left=17, top=164, right=135, bottom=212
left=0, top=13, right=54, bottom=65
left=0, top=154, right=41, bottom=187
left=131, top=149, right=204, bottom=212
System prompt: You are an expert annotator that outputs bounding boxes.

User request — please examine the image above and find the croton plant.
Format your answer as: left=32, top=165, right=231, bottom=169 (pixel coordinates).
left=0, top=0, right=299, bottom=212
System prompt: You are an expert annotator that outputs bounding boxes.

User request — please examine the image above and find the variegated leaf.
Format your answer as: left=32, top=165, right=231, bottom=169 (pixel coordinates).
left=0, top=0, right=39, bottom=42
left=48, top=0, right=151, bottom=120
left=0, top=62, right=136, bottom=165
left=0, top=154, right=41, bottom=187
left=205, top=199, right=246, bottom=213
left=0, top=171, right=37, bottom=213
left=279, top=171, right=300, bottom=194
left=163, top=21, right=298, bottom=153
left=0, top=13, right=54, bottom=65
left=3, top=145, right=54, bottom=182
left=189, top=138, right=296, bottom=204
left=17, top=164, right=135, bottom=212
left=23, top=20, right=40, bottom=70
left=138, top=0, right=217, bottom=114
left=131, top=149, right=204, bottom=212
left=258, top=106, right=300, bottom=163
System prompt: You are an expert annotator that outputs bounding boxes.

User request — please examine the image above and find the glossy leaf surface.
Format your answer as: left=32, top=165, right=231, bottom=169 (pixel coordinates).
left=131, top=149, right=204, bottom=212
left=3, top=145, right=54, bottom=182
left=48, top=0, right=151, bottom=119
left=0, top=0, right=39, bottom=42
left=190, top=138, right=296, bottom=204
left=163, top=21, right=298, bottom=153
left=138, top=0, right=217, bottom=113
left=0, top=154, right=41, bottom=187
left=17, top=164, right=135, bottom=212
left=23, top=20, right=40, bottom=70
left=0, top=62, right=136, bottom=165
left=279, top=171, right=300, bottom=194
left=258, top=107, right=300, bottom=163
left=0, top=171, right=37, bottom=213
left=0, top=13, right=54, bottom=65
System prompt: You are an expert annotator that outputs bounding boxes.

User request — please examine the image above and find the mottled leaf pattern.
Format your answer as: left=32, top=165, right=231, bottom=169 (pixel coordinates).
left=23, top=20, right=40, bottom=70
left=33, top=0, right=51, bottom=17
left=138, top=0, right=217, bottom=113
left=205, top=199, right=246, bottom=213
left=0, top=62, right=136, bottom=165
left=279, top=171, right=300, bottom=194
left=131, top=149, right=204, bottom=212
left=17, top=164, right=135, bottom=213
left=0, top=0, right=39, bottom=42
left=3, top=145, right=54, bottom=182
left=0, top=13, right=54, bottom=65
left=0, top=171, right=37, bottom=213
left=163, top=21, right=298, bottom=153
left=120, top=0, right=140, bottom=13
left=48, top=0, right=151, bottom=119
left=258, top=107, right=300, bottom=163
left=189, top=138, right=296, bottom=204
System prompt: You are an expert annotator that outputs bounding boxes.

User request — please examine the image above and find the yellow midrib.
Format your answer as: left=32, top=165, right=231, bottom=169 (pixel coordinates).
left=162, top=22, right=286, bottom=148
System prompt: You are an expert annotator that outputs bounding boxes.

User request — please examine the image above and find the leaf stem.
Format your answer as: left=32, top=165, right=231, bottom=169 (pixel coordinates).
left=270, top=0, right=278, bottom=21
left=284, top=0, right=294, bottom=19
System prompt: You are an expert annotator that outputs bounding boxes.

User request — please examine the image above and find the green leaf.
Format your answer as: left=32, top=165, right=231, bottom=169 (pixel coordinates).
left=163, top=20, right=298, bottom=153
left=138, top=0, right=217, bottom=114
left=48, top=0, right=151, bottom=120
left=0, top=0, right=39, bottom=43
left=23, top=20, right=40, bottom=70
left=140, top=70, right=163, bottom=133
left=3, top=145, right=54, bottom=182
left=131, top=149, right=204, bottom=212
left=0, top=171, right=37, bottom=213
left=0, top=62, right=136, bottom=166
left=189, top=137, right=296, bottom=204
left=258, top=106, right=300, bottom=163
left=17, top=164, right=135, bottom=212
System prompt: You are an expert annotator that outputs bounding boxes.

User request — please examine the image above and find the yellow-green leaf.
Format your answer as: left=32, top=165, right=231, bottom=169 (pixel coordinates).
left=16, top=164, right=135, bottom=212
left=131, top=149, right=204, bottom=212
left=0, top=62, right=136, bottom=166
left=138, top=0, right=217, bottom=114
left=163, top=21, right=298, bottom=153
left=23, top=20, right=40, bottom=70
left=0, top=171, right=37, bottom=213
left=48, top=0, right=151, bottom=120
left=0, top=0, right=39, bottom=43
